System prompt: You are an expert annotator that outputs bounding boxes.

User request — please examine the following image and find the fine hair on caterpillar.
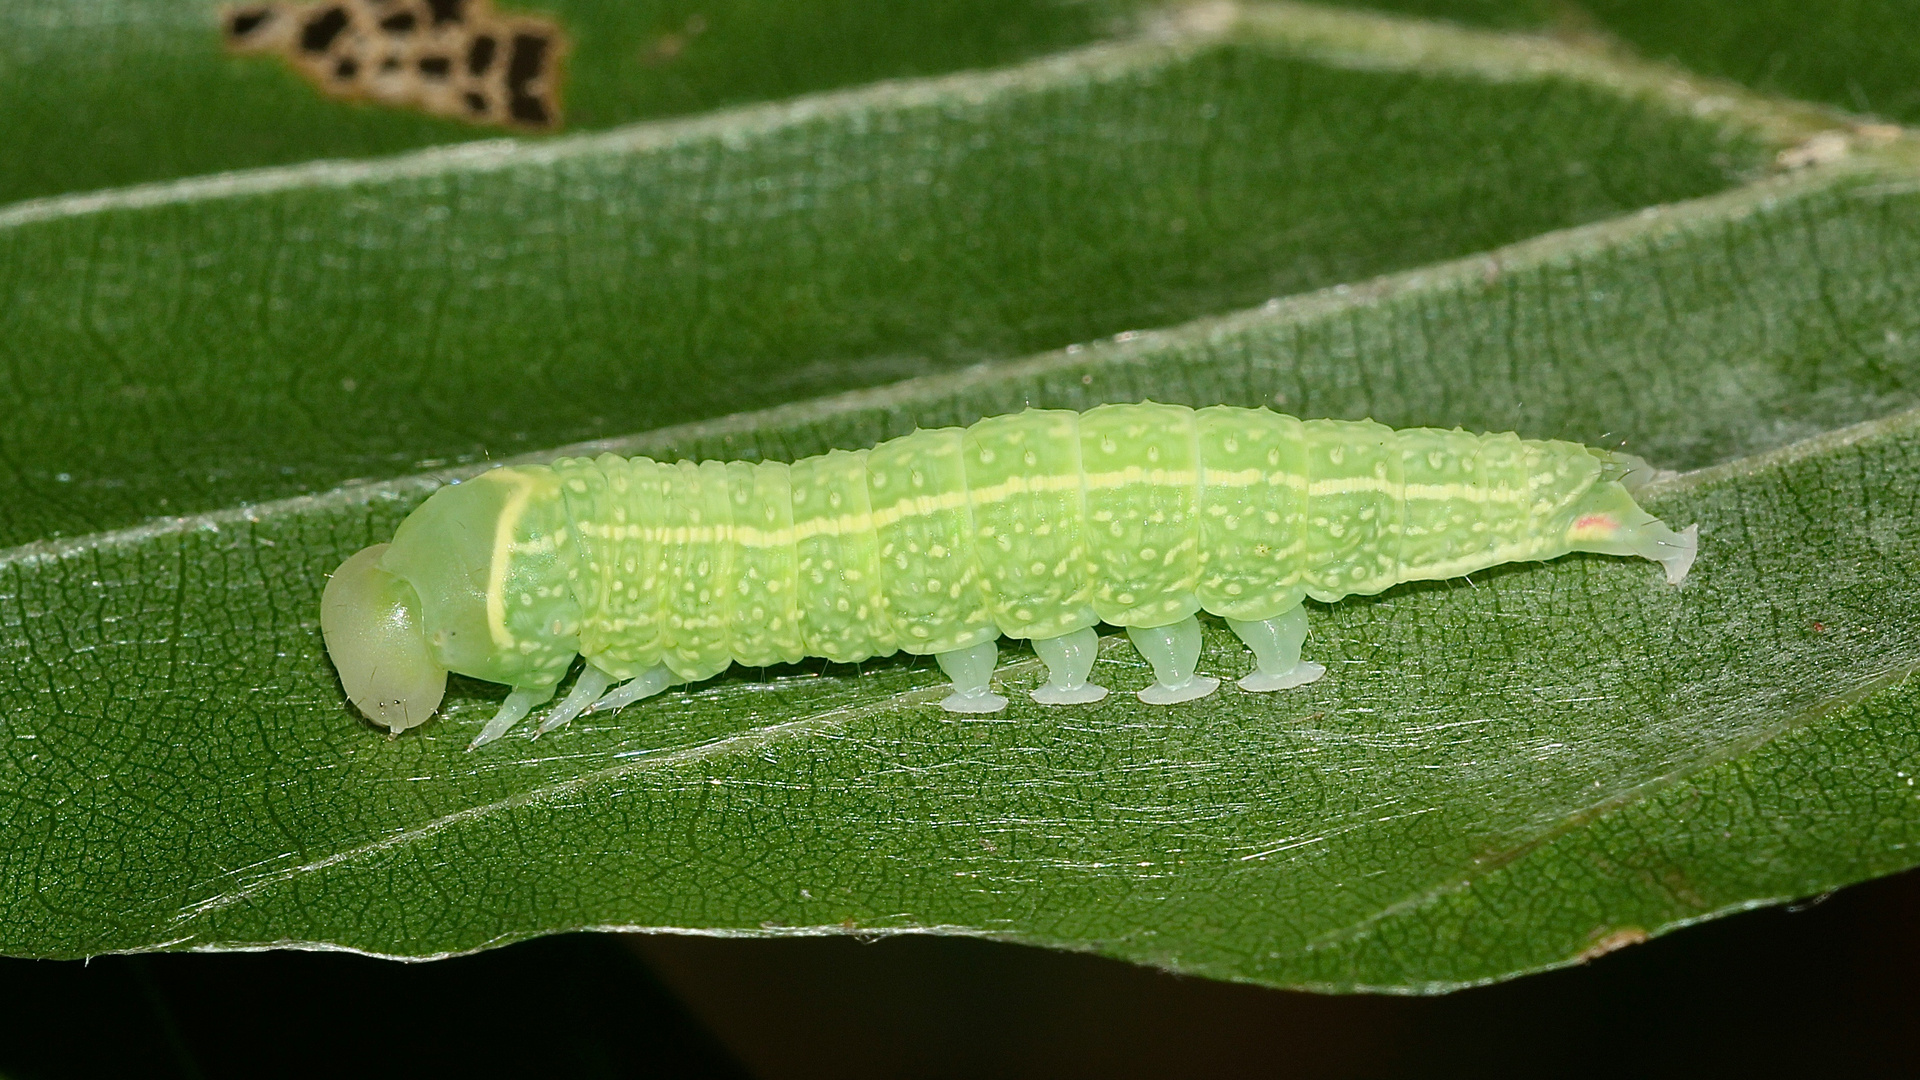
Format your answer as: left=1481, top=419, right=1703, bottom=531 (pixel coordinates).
left=320, top=402, right=1698, bottom=748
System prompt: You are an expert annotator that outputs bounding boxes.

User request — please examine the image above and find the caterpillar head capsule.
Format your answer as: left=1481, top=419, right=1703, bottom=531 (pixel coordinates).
left=323, top=470, right=585, bottom=738
left=322, top=543, right=448, bottom=734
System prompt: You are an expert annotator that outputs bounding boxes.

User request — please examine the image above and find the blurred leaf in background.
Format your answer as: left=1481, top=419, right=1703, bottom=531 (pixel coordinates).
left=0, top=0, right=1149, bottom=202
left=1330, top=0, right=1920, bottom=123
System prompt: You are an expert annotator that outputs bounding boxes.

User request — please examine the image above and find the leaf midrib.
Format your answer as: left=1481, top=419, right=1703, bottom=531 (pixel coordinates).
left=0, top=0, right=1861, bottom=230
left=0, top=32, right=1218, bottom=230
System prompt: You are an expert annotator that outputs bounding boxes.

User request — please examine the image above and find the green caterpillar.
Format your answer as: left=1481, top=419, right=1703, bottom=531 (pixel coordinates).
left=321, top=403, right=1696, bottom=748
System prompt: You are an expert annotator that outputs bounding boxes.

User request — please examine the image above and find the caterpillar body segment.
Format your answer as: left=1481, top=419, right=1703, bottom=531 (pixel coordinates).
left=319, top=403, right=1699, bottom=747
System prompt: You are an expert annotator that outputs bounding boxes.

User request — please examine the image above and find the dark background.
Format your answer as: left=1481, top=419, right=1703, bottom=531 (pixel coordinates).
left=1, top=863, right=1915, bottom=1079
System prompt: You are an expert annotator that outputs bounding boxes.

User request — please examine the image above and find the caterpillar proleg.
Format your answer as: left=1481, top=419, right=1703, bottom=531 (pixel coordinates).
left=320, top=403, right=1697, bottom=748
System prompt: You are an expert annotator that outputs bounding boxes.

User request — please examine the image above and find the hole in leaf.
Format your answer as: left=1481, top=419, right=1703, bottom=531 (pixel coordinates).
left=227, top=7, right=273, bottom=38
left=221, top=0, right=564, bottom=129
left=298, top=7, right=349, bottom=53
left=505, top=32, right=549, bottom=124
left=467, top=33, right=495, bottom=75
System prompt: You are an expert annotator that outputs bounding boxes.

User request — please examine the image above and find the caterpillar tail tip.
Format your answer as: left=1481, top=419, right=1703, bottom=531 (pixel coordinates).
left=1660, top=523, right=1700, bottom=586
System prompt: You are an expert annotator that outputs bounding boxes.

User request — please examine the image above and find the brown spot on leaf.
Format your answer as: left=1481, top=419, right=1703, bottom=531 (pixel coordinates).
left=1577, top=926, right=1650, bottom=962
left=1778, top=131, right=1851, bottom=170
left=222, top=0, right=565, bottom=129
left=466, top=33, right=496, bottom=75
left=1854, top=122, right=1903, bottom=146
left=299, top=6, right=350, bottom=53
left=505, top=32, right=551, bottom=124
left=642, top=14, right=707, bottom=67
left=642, top=32, right=687, bottom=66
left=228, top=7, right=275, bottom=38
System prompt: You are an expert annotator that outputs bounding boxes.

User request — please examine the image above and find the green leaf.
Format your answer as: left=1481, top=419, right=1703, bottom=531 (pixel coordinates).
left=4, top=2, right=1919, bottom=993
left=0, top=0, right=1145, bottom=204
left=1329, top=0, right=1920, bottom=124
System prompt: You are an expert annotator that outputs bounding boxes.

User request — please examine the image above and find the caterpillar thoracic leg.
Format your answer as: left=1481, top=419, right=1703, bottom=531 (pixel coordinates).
left=534, top=665, right=617, bottom=737
left=470, top=685, right=554, bottom=750
left=589, top=664, right=675, bottom=715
